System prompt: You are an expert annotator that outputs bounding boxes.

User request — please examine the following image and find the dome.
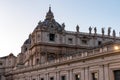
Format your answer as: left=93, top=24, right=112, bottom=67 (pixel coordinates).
left=9, top=53, right=14, bottom=56
left=34, top=7, right=63, bottom=33
left=23, top=38, right=31, bottom=44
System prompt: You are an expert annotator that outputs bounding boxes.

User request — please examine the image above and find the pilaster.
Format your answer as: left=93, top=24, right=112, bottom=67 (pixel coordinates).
left=85, top=67, right=89, bottom=80
left=104, top=64, right=109, bottom=80
left=46, top=73, right=49, bottom=80
left=99, top=65, right=104, bottom=80
left=81, top=67, right=85, bottom=80
left=69, top=69, right=73, bottom=80
left=56, top=71, right=60, bottom=80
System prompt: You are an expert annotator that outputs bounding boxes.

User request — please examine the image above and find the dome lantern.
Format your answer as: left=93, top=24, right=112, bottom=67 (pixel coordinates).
left=45, top=6, right=54, bottom=20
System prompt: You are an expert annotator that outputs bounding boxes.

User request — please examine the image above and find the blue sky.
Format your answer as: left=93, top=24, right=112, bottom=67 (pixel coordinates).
left=0, top=0, right=120, bottom=57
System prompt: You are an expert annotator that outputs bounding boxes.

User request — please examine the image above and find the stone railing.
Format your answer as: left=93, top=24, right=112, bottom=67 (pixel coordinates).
left=45, top=44, right=117, bottom=64
left=6, top=43, right=120, bottom=75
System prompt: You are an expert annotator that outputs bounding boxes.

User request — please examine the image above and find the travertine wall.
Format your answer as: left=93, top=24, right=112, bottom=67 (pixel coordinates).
left=8, top=48, right=120, bottom=80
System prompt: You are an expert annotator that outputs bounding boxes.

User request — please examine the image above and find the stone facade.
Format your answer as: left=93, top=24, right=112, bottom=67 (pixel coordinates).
left=0, top=7, right=120, bottom=80
left=0, top=53, right=16, bottom=80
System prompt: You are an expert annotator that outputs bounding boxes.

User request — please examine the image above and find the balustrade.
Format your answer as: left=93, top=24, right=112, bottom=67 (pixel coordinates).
left=6, top=43, right=120, bottom=75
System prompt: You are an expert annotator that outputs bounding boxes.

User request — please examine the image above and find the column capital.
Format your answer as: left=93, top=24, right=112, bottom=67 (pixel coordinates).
left=104, top=63, right=109, bottom=67
left=99, top=64, right=104, bottom=67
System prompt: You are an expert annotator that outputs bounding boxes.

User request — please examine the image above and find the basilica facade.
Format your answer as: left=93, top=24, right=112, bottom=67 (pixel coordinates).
left=0, top=7, right=120, bottom=80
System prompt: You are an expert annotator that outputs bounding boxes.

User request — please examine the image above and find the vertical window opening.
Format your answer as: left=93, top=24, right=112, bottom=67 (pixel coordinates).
left=75, top=74, right=80, bottom=80
left=49, top=34, right=55, bottom=41
left=92, top=72, right=98, bottom=80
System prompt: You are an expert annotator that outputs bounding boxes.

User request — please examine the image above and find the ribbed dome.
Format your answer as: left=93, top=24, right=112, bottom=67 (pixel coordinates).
left=23, top=38, right=31, bottom=44
left=34, top=7, right=62, bottom=32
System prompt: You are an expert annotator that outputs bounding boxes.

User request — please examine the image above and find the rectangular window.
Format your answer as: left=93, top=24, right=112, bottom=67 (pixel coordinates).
left=92, top=72, right=98, bottom=80
left=49, top=34, right=55, bottom=41
left=68, top=38, right=73, bottom=44
left=0, top=63, right=2, bottom=65
left=75, top=74, right=80, bottom=80
left=41, top=78, right=44, bottom=80
left=82, top=40, right=87, bottom=45
left=0, top=75, right=1, bottom=80
left=50, top=77, right=54, bottom=80
left=61, top=75, right=66, bottom=80
left=37, top=34, right=40, bottom=41
left=47, top=53, right=55, bottom=61
left=114, top=70, right=120, bottom=80
left=98, top=41, right=102, bottom=46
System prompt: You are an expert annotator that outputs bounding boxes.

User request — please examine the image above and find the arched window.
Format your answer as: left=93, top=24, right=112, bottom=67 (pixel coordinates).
left=40, top=52, right=46, bottom=64
left=37, top=34, right=40, bottom=41
left=48, top=53, right=56, bottom=61
left=36, top=58, right=39, bottom=65
left=24, top=47, right=27, bottom=52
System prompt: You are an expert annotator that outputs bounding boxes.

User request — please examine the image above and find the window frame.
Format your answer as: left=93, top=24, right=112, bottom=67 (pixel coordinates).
left=91, top=72, right=99, bottom=80
left=114, top=70, right=120, bottom=80
left=74, top=73, right=81, bottom=80
left=0, top=62, right=2, bottom=66
left=61, top=75, right=66, bottom=80
left=81, top=39, right=88, bottom=45
left=50, top=76, right=54, bottom=80
left=40, top=78, right=44, bottom=80
left=68, top=38, right=73, bottom=44
left=98, top=41, right=102, bottom=46
left=49, top=33, right=55, bottom=42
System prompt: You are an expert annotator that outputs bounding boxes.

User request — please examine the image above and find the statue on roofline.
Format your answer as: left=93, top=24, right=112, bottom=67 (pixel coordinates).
left=108, top=27, right=111, bottom=36
left=113, top=29, right=116, bottom=37
left=62, top=23, right=65, bottom=30
left=94, top=27, right=97, bottom=34
left=76, top=25, right=79, bottom=32
left=89, top=26, right=92, bottom=34
left=102, top=27, right=105, bottom=36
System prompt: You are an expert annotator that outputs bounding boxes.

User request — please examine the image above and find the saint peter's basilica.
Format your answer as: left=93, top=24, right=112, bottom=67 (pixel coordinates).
left=0, top=7, right=120, bottom=80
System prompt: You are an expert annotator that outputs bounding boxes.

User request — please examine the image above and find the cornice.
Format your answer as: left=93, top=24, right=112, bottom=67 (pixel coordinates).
left=30, top=42, right=91, bottom=50
left=5, top=47, right=120, bottom=76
